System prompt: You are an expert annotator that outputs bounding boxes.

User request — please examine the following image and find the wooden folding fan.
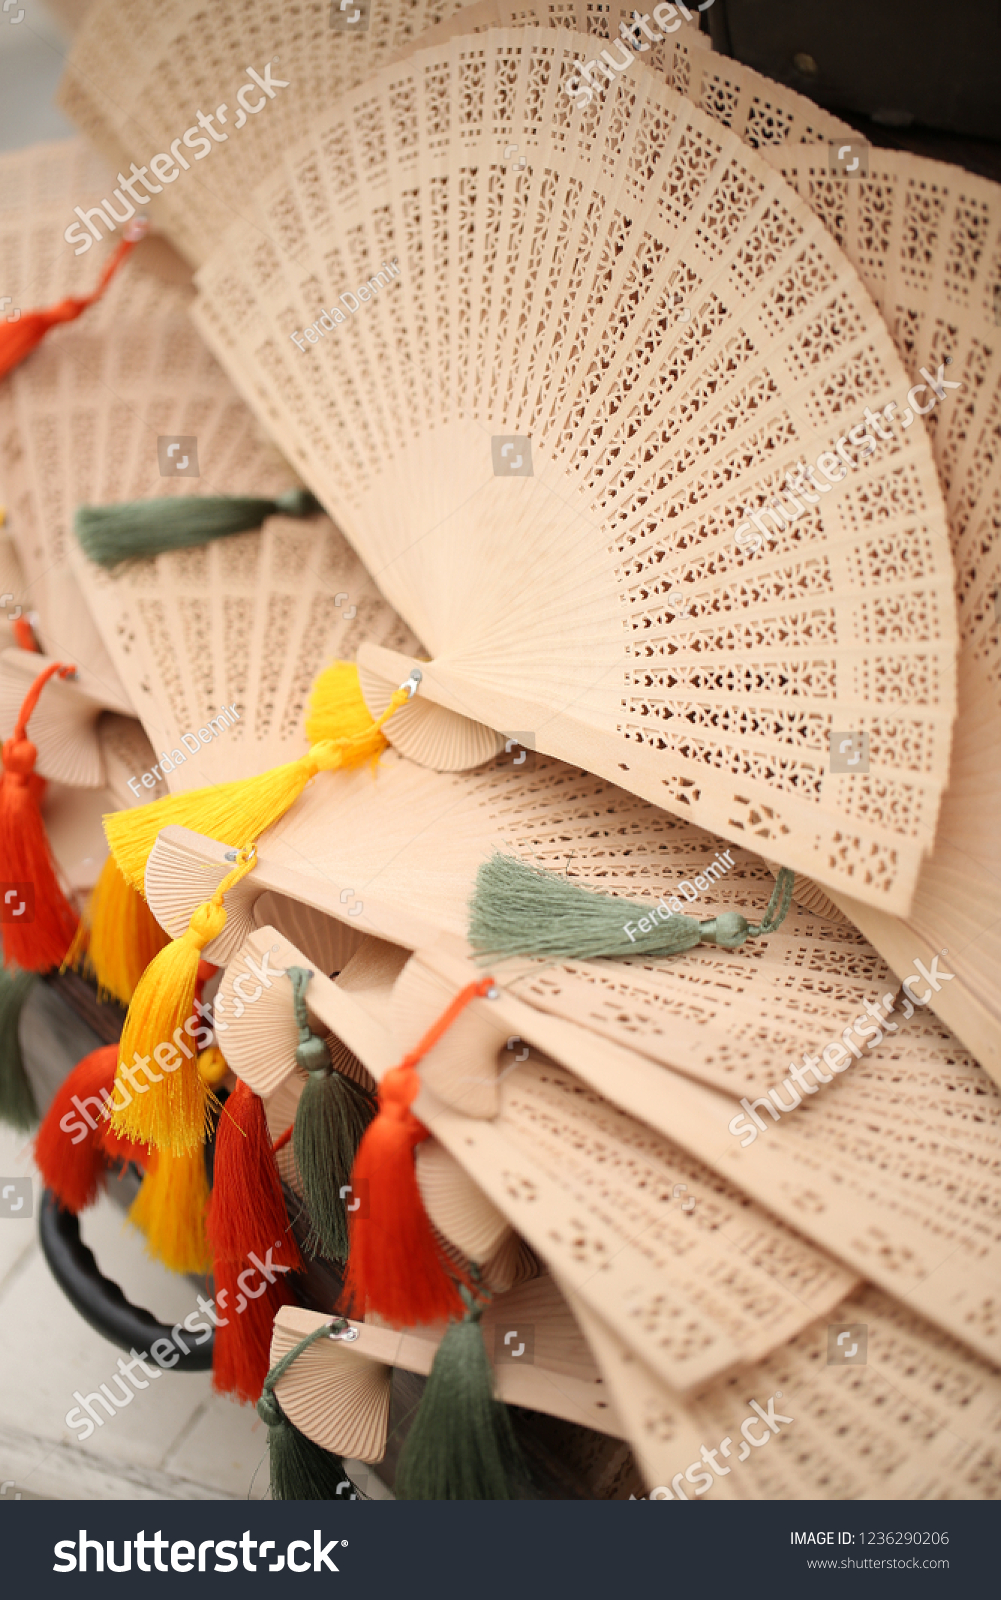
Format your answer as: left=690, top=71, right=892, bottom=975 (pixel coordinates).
left=214, top=923, right=1001, bottom=1496
left=56, top=0, right=847, bottom=273
left=0, top=648, right=132, bottom=788
left=0, top=160, right=420, bottom=785
left=214, top=924, right=857, bottom=1399
left=267, top=1281, right=630, bottom=1464
left=576, top=1277, right=1001, bottom=1499
left=142, top=743, right=905, bottom=1107
left=186, top=24, right=956, bottom=918
left=0, top=139, right=137, bottom=699
left=753, top=142, right=1001, bottom=1076
left=213, top=917, right=1001, bottom=1373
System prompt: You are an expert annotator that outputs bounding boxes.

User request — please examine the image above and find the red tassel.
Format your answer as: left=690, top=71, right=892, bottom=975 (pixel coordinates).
left=34, top=1044, right=146, bottom=1212
left=206, top=1077, right=301, bottom=1404
left=211, top=1259, right=295, bottom=1404
left=206, top=1079, right=301, bottom=1270
left=0, top=228, right=146, bottom=382
left=0, top=661, right=80, bottom=970
left=342, top=977, right=496, bottom=1327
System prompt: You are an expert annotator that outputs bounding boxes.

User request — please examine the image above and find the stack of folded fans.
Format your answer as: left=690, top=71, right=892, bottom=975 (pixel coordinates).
left=0, top=0, right=997, bottom=1500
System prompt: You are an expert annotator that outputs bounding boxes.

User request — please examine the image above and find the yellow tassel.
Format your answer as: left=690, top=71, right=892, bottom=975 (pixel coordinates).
left=127, top=1146, right=212, bottom=1274
left=63, top=855, right=171, bottom=1005
left=104, top=663, right=412, bottom=893
left=108, top=850, right=256, bottom=1154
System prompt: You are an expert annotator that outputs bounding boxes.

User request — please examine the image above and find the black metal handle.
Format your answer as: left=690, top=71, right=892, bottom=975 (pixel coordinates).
left=38, top=1189, right=214, bottom=1370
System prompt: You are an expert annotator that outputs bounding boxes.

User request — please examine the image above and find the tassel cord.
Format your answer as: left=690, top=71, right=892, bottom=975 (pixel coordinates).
left=744, top=866, right=795, bottom=937
left=257, top=1319, right=351, bottom=1416
left=0, top=232, right=144, bottom=382
left=288, top=967, right=377, bottom=1261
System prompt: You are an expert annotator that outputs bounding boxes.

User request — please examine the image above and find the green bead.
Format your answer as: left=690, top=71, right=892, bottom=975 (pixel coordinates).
left=700, top=912, right=748, bottom=949
left=295, top=1034, right=330, bottom=1074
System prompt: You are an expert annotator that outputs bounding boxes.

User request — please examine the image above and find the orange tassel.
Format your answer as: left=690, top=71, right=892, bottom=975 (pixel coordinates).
left=206, top=1079, right=302, bottom=1272
left=12, top=619, right=39, bottom=652
left=0, top=228, right=145, bottom=382
left=207, top=1078, right=301, bottom=1404
left=34, top=1045, right=147, bottom=1212
left=342, top=976, right=496, bottom=1327
left=0, top=661, right=80, bottom=970
left=211, top=1259, right=295, bottom=1404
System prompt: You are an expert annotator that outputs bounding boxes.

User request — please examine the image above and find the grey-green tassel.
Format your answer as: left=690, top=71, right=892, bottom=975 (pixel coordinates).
left=0, top=965, right=38, bottom=1131
left=395, top=1285, right=528, bottom=1500
left=75, top=487, right=320, bottom=567
left=258, top=1322, right=359, bottom=1500
left=288, top=966, right=376, bottom=1262
left=468, top=854, right=795, bottom=961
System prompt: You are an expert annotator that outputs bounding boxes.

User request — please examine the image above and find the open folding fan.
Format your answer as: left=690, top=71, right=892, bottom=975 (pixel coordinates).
left=217, top=922, right=1001, bottom=1373
left=0, top=164, right=307, bottom=705
left=213, top=922, right=1001, bottom=1500
left=0, top=142, right=132, bottom=692
left=186, top=25, right=956, bottom=918
left=215, top=924, right=856, bottom=1401
left=269, top=1277, right=1001, bottom=1499
left=756, top=142, right=1001, bottom=1076
left=265, top=1281, right=629, bottom=1466
left=56, top=0, right=838, bottom=272
left=599, top=1278, right=1001, bottom=1499
left=142, top=743, right=903, bottom=1106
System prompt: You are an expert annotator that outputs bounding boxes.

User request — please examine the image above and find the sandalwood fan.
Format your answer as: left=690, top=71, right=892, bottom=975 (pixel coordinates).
left=0, top=142, right=143, bottom=700
left=214, top=928, right=857, bottom=1396
left=144, top=745, right=903, bottom=1108
left=191, top=25, right=956, bottom=917
left=0, top=192, right=423, bottom=790
left=217, top=924, right=1001, bottom=1374
left=0, top=140, right=312, bottom=715
left=755, top=142, right=1001, bottom=1076
left=56, top=0, right=846, bottom=273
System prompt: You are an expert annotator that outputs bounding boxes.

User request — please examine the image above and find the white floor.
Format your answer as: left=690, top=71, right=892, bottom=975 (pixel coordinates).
left=0, top=1118, right=393, bottom=1500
